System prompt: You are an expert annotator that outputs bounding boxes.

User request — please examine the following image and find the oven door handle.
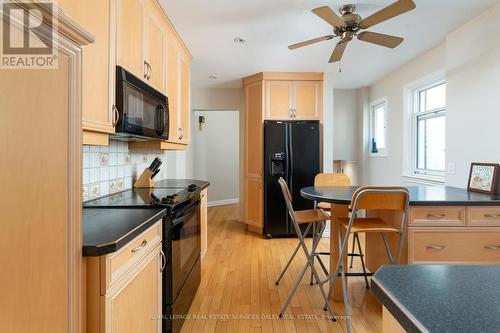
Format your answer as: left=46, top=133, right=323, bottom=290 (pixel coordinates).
left=172, top=203, right=199, bottom=227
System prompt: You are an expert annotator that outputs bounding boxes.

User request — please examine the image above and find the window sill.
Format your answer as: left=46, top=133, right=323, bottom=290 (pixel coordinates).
left=369, top=153, right=387, bottom=158
left=402, top=174, right=445, bottom=186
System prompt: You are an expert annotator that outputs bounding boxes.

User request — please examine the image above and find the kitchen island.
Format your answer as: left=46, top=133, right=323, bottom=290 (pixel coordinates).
left=301, top=185, right=500, bottom=300
left=371, top=265, right=500, bottom=333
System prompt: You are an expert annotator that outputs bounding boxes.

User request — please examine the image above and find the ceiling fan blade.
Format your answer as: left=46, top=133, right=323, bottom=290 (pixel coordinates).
left=288, top=35, right=334, bottom=50
left=357, top=31, right=404, bottom=48
left=358, top=0, right=416, bottom=29
left=312, top=6, right=344, bottom=28
left=329, top=41, right=348, bottom=63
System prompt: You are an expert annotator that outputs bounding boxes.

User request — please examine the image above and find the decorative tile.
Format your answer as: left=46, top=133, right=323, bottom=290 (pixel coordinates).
left=100, top=153, right=109, bottom=167
left=90, top=153, right=100, bottom=168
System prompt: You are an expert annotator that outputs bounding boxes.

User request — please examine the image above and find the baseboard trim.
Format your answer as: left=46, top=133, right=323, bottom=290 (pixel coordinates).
left=207, top=198, right=240, bottom=207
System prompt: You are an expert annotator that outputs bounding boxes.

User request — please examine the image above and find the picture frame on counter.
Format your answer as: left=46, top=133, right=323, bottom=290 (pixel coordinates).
left=467, top=162, right=499, bottom=195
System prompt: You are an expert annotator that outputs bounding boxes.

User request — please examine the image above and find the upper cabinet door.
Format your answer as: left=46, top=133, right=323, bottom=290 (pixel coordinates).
left=179, top=56, right=190, bottom=144
left=58, top=0, right=113, bottom=134
left=144, top=0, right=165, bottom=91
left=265, top=81, right=293, bottom=120
left=117, top=0, right=144, bottom=79
left=293, top=81, right=321, bottom=120
left=166, top=41, right=179, bottom=142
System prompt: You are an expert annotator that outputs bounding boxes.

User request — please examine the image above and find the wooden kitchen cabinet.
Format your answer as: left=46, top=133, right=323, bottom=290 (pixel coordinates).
left=144, top=0, right=165, bottom=91
left=104, top=243, right=162, bottom=333
left=407, top=206, right=500, bottom=264
left=264, top=78, right=322, bottom=120
left=200, top=188, right=208, bottom=259
left=245, top=178, right=263, bottom=229
left=87, top=221, right=163, bottom=333
left=116, top=0, right=145, bottom=79
left=242, top=72, right=323, bottom=233
left=58, top=0, right=114, bottom=144
left=265, top=81, right=292, bottom=119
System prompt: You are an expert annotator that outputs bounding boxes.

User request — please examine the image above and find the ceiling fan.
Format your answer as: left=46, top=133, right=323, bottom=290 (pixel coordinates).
left=289, top=0, right=416, bottom=63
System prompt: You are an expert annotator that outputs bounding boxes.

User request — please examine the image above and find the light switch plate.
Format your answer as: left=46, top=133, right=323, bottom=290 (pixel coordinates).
left=448, top=162, right=455, bottom=175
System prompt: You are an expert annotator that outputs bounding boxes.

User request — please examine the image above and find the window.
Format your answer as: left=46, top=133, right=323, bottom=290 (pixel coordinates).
left=413, top=80, right=446, bottom=178
left=369, top=98, right=387, bottom=156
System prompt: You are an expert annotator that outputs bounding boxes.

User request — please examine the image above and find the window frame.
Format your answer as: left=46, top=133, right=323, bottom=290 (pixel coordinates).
left=369, top=97, right=388, bottom=158
left=403, top=73, right=447, bottom=184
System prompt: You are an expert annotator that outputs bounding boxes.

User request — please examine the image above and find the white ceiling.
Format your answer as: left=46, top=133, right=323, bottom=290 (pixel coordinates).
left=158, top=0, right=500, bottom=89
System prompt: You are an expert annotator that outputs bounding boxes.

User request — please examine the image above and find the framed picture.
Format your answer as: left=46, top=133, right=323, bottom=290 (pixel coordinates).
left=467, top=163, right=499, bottom=195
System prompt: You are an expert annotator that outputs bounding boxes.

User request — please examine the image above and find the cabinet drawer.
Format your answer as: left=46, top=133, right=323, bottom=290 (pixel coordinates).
left=409, top=229, right=500, bottom=264
left=102, top=220, right=162, bottom=292
left=467, top=207, right=500, bottom=226
left=409, top=207, right=465, bottom=227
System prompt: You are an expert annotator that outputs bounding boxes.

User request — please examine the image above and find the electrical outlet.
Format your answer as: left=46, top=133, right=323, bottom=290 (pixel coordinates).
left=448, top=162, right=455, bottom=175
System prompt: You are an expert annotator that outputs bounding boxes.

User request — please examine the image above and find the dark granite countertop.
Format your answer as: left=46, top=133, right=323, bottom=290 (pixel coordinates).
left=301, top=185, right=500, bottom=206
left=371, top=265, right=500, bottom=333
left=154, top=179, right=210, bottom=190
left=83, top=208, right=166, bottom=256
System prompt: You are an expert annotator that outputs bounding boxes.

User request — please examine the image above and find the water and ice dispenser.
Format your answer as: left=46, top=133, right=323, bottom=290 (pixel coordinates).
left=269, top=152, right=286, bottom=176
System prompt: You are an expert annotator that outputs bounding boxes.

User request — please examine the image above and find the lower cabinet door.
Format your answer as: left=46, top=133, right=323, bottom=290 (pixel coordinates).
left=104, top=243, right=162, bottom=333
left=408, top=228, right=500, bottom=264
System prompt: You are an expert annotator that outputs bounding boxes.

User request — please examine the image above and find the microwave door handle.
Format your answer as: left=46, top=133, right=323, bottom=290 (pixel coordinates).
left=154, top=105, right=160, bottom=136
left=159, top=105, right=166, bottom=134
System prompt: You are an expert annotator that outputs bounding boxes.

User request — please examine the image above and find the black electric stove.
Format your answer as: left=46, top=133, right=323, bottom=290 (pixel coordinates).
left=84, top=183, right=202, bottom=333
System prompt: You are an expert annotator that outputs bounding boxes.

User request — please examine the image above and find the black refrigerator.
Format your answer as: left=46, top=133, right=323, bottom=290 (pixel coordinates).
left=264, top=120, right=321, bottom=238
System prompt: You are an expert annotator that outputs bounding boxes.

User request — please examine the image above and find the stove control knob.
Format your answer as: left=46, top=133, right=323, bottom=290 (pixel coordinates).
left=163, top=195, right=175, bottom=204
left=187, top=184, right=197, bottom=192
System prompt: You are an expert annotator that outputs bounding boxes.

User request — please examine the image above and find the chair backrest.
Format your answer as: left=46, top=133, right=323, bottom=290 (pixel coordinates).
left=350, top=186, right=409, bottom=211
left=278, top=177, right=294, bottom=215
left=314, top=173, right=351, bottom=187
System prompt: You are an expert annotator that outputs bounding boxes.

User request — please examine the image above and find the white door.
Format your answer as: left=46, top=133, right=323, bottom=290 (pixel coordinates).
left=192, top=111, right=239, bottom=206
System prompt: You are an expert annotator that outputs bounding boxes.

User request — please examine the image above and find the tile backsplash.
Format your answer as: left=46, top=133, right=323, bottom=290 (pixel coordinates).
left=82, top=140, right=170, bottom=201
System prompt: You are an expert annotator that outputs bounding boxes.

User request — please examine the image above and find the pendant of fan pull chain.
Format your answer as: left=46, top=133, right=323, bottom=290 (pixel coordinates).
left=288, top=0, right=416, bottom=63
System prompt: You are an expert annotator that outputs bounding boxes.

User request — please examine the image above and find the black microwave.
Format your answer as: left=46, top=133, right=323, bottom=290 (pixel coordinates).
left=113, top=66, right=169, bottom=141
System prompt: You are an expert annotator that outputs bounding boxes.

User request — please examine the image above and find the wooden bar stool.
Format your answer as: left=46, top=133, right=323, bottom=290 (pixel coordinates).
left=313, top=173, right=369, bottom=289
left=327, top=186, right=410, bottom=333
left=275, top=177, right=336, bottom=320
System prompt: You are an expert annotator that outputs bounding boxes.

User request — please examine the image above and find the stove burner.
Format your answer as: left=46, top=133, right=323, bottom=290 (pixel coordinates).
left=187, top=184, right=197, bottom=192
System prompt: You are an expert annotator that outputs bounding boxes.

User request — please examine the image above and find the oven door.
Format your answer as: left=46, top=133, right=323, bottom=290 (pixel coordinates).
left=171, top=202, right=201, bottom=301
left=120, top=82, right=167, bottom=139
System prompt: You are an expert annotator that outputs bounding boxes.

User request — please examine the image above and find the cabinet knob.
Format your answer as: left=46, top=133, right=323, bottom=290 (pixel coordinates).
left=144, top=61, right=148, bottom=79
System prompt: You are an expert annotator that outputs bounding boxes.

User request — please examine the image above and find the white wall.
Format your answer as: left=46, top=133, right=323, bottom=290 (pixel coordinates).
left=363, top=44, right=446, bottom=185
left=193, top=111, right=240, bottom=206
left=445, top=5, right=500, bottom=188
left=362, top=4, right=500, bottom=189
left=188, top=87, right=245, bottom=218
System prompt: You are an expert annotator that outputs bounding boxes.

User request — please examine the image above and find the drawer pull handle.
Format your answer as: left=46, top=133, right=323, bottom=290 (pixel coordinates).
left=427, top=214, right=446, bottom=219
left=484, top=245, right=500, bottom=250
left=484, top=214, right=500, bottom=219
left=131, top=240, right=147, bottom=253
left=426, top=245, right=446, bottom=251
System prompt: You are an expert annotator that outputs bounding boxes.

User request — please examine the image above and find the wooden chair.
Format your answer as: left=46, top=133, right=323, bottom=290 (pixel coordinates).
left=327, top=186, right=410, bottom=333
left=276, top=177, right=336, bottom=320
left=312, top=173, right=369, bottom=289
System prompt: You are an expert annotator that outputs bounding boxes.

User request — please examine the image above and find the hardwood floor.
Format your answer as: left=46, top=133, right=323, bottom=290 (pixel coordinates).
left=181, top=204, right=382, bottom=333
